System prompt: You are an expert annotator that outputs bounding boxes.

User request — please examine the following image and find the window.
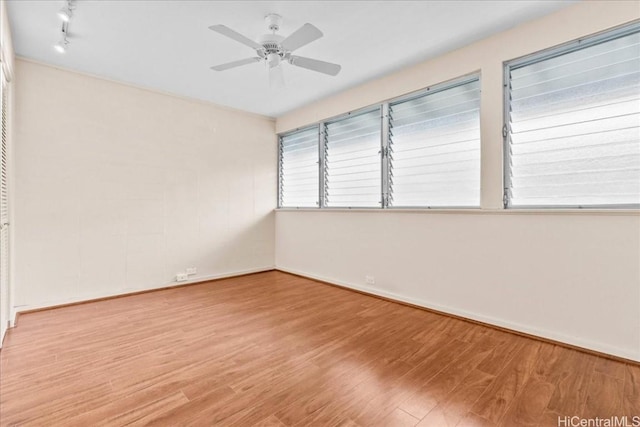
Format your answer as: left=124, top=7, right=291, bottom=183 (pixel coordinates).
left=323, top=109, right=381, bottom=208
left=505, top=25, right=640, bottom=208
left=388, top=77, right=481, bottom=207
left=279, top=126, right=319, bottom=208
left=277, top=75, right=482, bottom=209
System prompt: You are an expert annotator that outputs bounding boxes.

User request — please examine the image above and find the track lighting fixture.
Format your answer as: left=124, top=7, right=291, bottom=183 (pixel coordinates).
left=54, top=21, right=69, bottom=54
left=54, top=1, right=74, bottom=54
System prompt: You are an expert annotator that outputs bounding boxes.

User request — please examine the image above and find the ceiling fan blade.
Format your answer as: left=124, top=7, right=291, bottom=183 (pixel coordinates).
left=210, top=57, right=261, bottom=71
left=269, top=65, right=285, bottom=89
left=280, top=23, right=323, bottom=52
left=289, top=55, right=341, bottom=76
left=209, top=24, right=263, bottom=50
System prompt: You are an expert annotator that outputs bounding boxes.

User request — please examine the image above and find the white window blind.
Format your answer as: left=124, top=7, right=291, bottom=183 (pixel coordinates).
left=506, top=27, right=640, bottom=208
left=388, top=78, right=481, bottom=207
left=324, top=109, right=381, bottom=208
left=279, top=127, right=319, bottom=208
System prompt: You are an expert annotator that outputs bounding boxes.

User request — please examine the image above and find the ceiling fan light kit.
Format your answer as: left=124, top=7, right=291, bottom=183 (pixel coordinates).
left=209, top=13, right=342, bottom=83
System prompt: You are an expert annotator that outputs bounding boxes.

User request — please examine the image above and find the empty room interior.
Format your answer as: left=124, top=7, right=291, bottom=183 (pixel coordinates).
left=0, top=0, right=639, bottom=425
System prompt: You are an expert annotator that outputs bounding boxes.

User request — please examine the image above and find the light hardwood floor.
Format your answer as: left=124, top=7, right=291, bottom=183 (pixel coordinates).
left=0, top=271, right=637, bottom=426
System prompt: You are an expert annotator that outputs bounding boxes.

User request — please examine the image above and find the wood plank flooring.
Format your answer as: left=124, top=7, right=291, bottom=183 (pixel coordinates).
left=0, top=271, right=637, bottom=426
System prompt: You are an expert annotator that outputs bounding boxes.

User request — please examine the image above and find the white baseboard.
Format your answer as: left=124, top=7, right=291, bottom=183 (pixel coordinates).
left=0, top=321, right=7, bottom=349
left=9, top=265, right=637, bottom=362
left=276, top=266, right=639, bottom=362
left=12, top=266, right=275, bottom=319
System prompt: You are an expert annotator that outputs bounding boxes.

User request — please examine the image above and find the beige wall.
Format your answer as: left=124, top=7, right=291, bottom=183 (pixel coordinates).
left=275, top=1, right=640, bottom=361
left=276, top=211, right=640, bottom=360
left=13, top=59, right=276, bottom=314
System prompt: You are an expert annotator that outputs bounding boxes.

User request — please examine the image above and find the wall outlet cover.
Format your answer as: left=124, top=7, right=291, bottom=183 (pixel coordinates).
left=176, top=273, right=188, bottom=282
left=186, top=267, right=197, bottom=275
left=365, top=275, right=375, bottom=285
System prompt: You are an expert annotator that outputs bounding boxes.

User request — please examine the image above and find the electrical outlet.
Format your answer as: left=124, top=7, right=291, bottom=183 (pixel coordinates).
left=186, top=267, right=197, bottom=275
left=365, top=275, right=375, bottom=285
left=176, top=272, right=188, bottom=282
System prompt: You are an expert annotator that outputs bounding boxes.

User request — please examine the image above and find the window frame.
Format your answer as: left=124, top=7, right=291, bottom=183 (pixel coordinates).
left=386, top=74, right=482, bottom=209
left=276, top=72, right=483, bottom=211
left=503, top=22, right=640, bottom=210
left=322, top=105, right=384, bottom=209
left=277, top=124, right=322, bottom=209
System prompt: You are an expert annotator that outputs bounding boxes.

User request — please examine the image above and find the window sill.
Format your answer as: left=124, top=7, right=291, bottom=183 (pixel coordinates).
left=275, top=207, right=640, bottom=216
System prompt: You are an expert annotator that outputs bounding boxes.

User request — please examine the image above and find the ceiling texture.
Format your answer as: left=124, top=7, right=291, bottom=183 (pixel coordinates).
left=7, top=1, right=575, bottom=117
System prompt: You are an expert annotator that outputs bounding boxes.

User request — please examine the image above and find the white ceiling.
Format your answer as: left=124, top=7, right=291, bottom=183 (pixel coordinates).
left=7, top=0, right=575, bottom=117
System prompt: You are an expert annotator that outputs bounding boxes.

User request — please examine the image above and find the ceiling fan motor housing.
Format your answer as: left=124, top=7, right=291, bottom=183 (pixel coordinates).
left=264, top=13, right=282, bottom=32
left=258, top=33, right=286, bottom=67
left=264, top=13, right=282, bottom=31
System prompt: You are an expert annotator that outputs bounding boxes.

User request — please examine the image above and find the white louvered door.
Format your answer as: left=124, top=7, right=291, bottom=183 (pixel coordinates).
left=0, top=75, right=9, bottom=337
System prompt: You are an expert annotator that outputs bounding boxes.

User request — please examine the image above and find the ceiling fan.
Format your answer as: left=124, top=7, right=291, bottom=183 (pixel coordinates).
left=209, top=14, right=341, bottom=86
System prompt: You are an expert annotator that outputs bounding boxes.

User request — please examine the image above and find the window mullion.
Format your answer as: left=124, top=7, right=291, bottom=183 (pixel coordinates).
left=381, top=103, right=390, bottom=208
left=503, top=65, right=513, bottom=209
left=319, top=122, right=327, bottom=208
left=277, top=136, right=283, bottom=208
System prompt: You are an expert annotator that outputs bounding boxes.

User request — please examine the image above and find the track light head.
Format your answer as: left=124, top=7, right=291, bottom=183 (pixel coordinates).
left=54, top=39, right=68, bottom=53
left=57, top=6, right=72, bottom=23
